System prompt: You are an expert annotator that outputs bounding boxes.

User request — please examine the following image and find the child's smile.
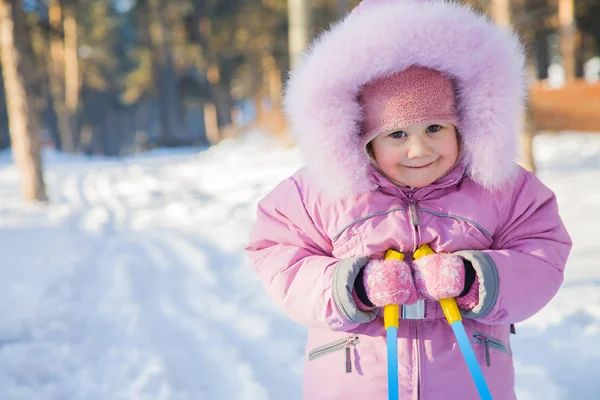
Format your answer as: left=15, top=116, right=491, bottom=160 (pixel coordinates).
left=369, top=121, right=459, bottom=188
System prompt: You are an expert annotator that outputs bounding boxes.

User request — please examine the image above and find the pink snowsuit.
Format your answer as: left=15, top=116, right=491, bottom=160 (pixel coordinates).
left=246, top=1, right=572, bottom=399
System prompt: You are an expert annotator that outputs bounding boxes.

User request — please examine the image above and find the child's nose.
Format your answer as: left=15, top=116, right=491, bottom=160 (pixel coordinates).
left=406, top=138, right=432, bottom=159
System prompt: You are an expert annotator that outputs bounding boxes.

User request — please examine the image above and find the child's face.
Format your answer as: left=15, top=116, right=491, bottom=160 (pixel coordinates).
left=369, top=121, right=459, bottom=188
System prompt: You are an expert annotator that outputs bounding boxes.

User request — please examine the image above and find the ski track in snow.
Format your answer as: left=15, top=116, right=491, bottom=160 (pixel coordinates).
left=0, top=131, right=599, bottom=399
left=0, top=135, right=305, bottom=399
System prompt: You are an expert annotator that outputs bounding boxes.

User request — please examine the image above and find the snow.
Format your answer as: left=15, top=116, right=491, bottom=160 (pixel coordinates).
left=0, top=130, right=598, bottom=399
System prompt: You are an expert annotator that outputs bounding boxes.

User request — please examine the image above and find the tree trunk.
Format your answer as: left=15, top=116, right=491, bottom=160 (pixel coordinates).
left=253, top=91, right=265, bottom=128
left=490, top=0, right=510, bottom=27
left=262, top=54, right=287, bottom=136
left=42, top=98, right=61, bottom=149
left=559, top=0, right=576, bottom=82
left=0, top=0, right=48, bottom=202
left=521, top=101, right=536, bottom=174
left=207, top=61, right=235, bottom=131
left=535, top=30, right=550, bottom=80
left=288, top=0, right=311, bottom=70
left=190, top=3, right=224, bottom=143
left=48, top=0, right=76, bottom=153
left=204, top=102, right=219, bottom=144
left=0, top=58, right=10, bottom=149
left=147, top=0, right=185, bottom=146
left=63, top=3, right=80, bottom=147
left=103, top=107, right=122, bottom=157
left=490, top=0, right=536, bottom=173
left=32, top=20, right=62, bottom=150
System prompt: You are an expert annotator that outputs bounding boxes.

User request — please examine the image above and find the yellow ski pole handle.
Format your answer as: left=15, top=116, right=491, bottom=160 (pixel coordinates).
left=413, top=244, right=462, bottom=324
left=413, top=245, right=492, bottom=398
left=383, top=249, right=404, bottom=330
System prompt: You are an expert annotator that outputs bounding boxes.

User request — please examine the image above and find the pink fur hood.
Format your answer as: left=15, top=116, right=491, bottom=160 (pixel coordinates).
left=283, top=0, right=527, bottom=199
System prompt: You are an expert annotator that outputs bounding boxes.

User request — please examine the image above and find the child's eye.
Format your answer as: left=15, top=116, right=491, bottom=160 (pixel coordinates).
left=389, top=131, right=407, bottom=139
left=426, top=125, right=442, bottom=133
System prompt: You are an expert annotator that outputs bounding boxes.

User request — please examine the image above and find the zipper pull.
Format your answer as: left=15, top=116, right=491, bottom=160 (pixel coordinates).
left=409, top=202, right=420, bottom=226
left=345, top=335, right=359, bottom=373
left=345, top=346, right=351, bottom=373
left=474, top=334, right=492, bottom=367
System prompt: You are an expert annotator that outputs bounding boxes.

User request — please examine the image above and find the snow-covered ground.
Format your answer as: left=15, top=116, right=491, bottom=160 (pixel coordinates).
left=0, top=130, right=598, bottom=399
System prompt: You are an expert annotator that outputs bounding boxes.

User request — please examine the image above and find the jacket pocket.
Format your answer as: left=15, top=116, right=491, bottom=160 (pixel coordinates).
left=472, top=330, right=512, bottom=367
left=308, top=334, right=360, bottom=373
left=419, top=208, right=493, bottom=249
left=331, top=207, right=407, bottom=243
left=330, top=207, right=408, bottom=258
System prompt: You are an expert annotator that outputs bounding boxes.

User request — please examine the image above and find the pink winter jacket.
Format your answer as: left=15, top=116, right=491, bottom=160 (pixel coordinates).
left=247, top=164, right=570, bottom=400
left=247, top=0, right=572, bottom=399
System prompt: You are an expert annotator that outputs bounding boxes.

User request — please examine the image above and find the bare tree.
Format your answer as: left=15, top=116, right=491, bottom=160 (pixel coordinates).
left=0, top=0, right=48, bottom=202
left=559, top=0, right=576, bottom=81
left=288, top=0, right=312, bottom=70
left=63, top=1, right=80, bottom=143
left=48, top=0, right=73, bottom=152
left=490, top=0, right=510, bottom=26
left=489, top=0, right=536, bottom=173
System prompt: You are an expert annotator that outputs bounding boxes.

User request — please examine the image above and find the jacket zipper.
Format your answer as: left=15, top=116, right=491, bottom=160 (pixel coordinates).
left=472, top=330, right=512, bottom=367
left=408, top=202, right=420, bottom=253
left=413, top=321, right=421, bottom=400
left=395, top=178, right=463, bottom=398
left=408, top=193, right=421, bottom=399
left=308, top=335, right=360, bottom=373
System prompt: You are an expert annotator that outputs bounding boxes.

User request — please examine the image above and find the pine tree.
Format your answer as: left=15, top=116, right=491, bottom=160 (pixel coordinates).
left=0, top=0, right=47, bottom=202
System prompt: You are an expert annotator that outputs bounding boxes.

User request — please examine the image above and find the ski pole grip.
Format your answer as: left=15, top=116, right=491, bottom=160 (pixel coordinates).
left=414, top=244, right=463, bottom=325
left=440, top=297, right=462, bottom=324
left=413, top=243, right=435, bottom=259
left=383, top=250, right=404, bottom=330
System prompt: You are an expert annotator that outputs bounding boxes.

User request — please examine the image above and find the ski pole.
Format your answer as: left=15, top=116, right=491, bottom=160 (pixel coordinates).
left=383, top=249, right=403, bottom=400
left=413, top=244, right=493, bottom=400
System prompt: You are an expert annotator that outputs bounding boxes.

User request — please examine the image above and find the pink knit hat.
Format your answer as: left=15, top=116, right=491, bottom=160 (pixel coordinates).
left=359, top=66, right=459, bottom=143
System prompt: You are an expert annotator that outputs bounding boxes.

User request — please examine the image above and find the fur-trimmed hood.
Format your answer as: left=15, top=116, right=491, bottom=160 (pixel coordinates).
left=283, top=0, right=527, bottom=199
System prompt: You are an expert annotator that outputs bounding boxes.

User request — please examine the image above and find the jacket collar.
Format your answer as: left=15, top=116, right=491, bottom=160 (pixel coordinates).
left=369, top=163, right=466, bottom=200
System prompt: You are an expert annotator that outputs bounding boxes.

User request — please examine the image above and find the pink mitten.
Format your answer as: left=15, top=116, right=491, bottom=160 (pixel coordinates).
left=412, top=253, right=466, bottom=301
left=353, top=259, right=419, bottom=310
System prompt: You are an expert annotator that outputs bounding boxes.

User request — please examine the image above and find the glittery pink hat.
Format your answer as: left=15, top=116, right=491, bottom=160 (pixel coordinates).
left=359, top=66, right=459, bottom=143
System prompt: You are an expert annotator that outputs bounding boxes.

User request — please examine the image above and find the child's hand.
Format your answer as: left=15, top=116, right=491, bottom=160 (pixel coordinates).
left=412, top=253, right=480, bottom=310
left=353, top=258, right=419, bottom=310
left=412, top=253, right=467, bottom=300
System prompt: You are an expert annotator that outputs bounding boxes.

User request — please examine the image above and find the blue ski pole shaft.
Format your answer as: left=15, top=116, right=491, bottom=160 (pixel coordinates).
left=449, top=320, right=493, bottom=400
left=386, top=326, right=399, bottom=400
left=415, top=244, right=493, bottom=399
left=383, top=249, right=403, bottom=400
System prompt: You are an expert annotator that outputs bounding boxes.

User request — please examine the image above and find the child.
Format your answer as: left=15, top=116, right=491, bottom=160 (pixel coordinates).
left=246, top=0, right=572, bottom=398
